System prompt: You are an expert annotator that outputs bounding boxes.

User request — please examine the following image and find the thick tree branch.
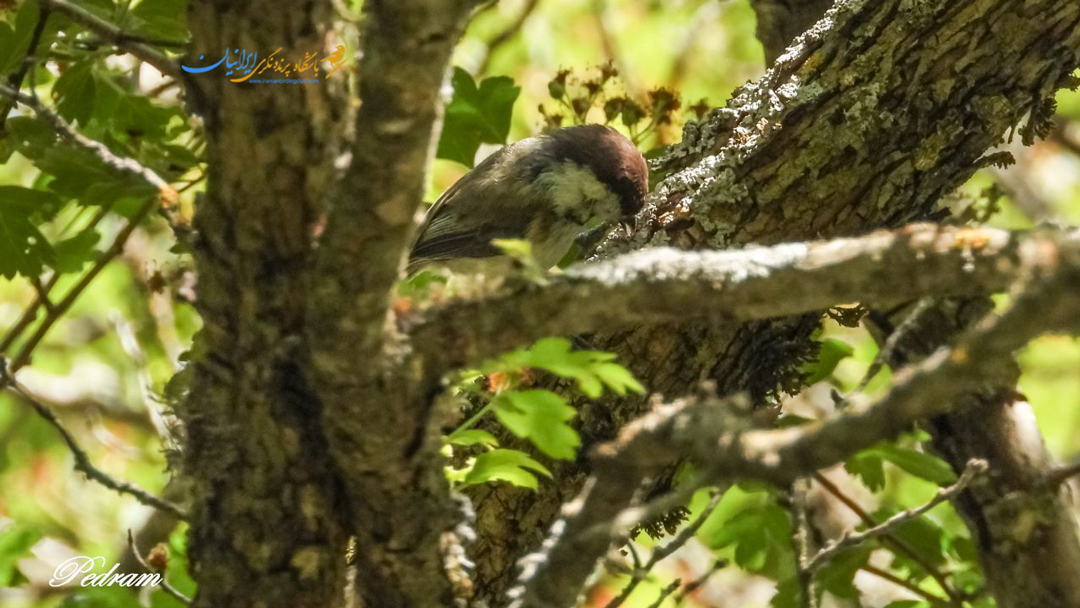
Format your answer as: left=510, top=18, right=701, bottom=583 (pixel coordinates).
left=413, top=224, right=1079, bottom=370
left=175, top=3, right=351, bottom=607
left=311, top=0, right=477, bottom=364
left=304, top=1, right=479, bottom=607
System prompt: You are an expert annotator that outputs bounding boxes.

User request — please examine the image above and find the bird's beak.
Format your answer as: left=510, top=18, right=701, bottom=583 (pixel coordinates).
left=619, top=217, right=636, bottom=238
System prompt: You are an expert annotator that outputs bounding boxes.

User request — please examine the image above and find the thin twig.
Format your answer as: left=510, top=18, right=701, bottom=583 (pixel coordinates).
left=32, top=0, right=183, bottom=79
left=603, top=490, right=723, bottom=608
left=471, top=0, right=501, bottom=20
left=0, top=204, right=113, bottom=355
left=476, top=0, right=540, bottom=75
left=790, top=479, right=818, bottom=608
left=126, top=530, right=193, bottom=605
left=0, top=361, right=187, bottom=519
left=861, top=564, right=949, bottom=605
left=673, top=560, right=726, bottom=606
left=590, top=0, right=638, bottom=97
left=146, top=79, right=180, bottom=98
left=29, top=276, right=57, bottom=314
left=0, top=4, right=51, bottom=129
left=1046, top=459, right=1080, bottom=487
left=111, top=32, right=188, bottom=49
left=806, top=460, right=986, bottom=573
left=0, top=83, right=175, bottom=374
left=812, top=472, right=964, bottom=606
left=5, top=196, right=159, bottom=374
left=0, top=83, right=176, bottom=196
left=855, top=297, right=939, bottom=395
left=645, top=580, right=681, bottom=608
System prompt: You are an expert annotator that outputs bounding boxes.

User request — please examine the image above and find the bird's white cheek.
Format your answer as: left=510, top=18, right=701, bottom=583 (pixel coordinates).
left=539, top=163, right=619, bottom=221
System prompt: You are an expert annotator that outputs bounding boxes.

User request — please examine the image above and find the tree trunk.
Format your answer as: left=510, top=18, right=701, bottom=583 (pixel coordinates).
left=175, top=2, right=351, bottom=607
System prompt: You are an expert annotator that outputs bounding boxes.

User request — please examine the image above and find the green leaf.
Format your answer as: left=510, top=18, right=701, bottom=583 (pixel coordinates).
left=0, top=22, right=18, bottom=79
left=709, top=502, right=792, bottom=575
left=51, top=228, right=101, bottom=273
left=952, top=566, right=986, bottom=595
left=801, top=337, right=855, bottom=384
left=710, top=507, right=763, bottom=549
left=141, top=142, right=201, bottom=177
left=91, top=70, right=182, bottom=140
left=734, top=529, right=769, bottom=571
left=493, top=390, right=580, bottom=460
left=436, top=67, right=520, bottom=167
left=816, top=545, right=871, bottom=599
left=591, top=362, right=645, bottom=396
left=0, top=187, right=59, bottom=278
left=870, top=444, right=957, bottom=486
left=0, top=2, right=58, bottom=75
left=496, top=338, right=642, bottom=399
left=770, top=577, right=800, bottom=608
left=447, top=429, right=499, bottom=448
left=461, top=448, right=551, bottom=490
left=3, top=116, right=57, bottom=161
left=35, top=147, right=155, bottom=205
left=129, top=0, right=191, bottom=44
left=53, top=62, right=97, bottom=126
left=0, top=524, right=42, bottom=587
left=845, top=451, right=886, bottom=492
left=884, top=512, right=948, bottom=568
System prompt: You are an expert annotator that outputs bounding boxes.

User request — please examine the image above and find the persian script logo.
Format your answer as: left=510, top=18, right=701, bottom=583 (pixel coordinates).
left=50, top=556, right=163, bottom=588
left=181, top=45, right=348, bottom=82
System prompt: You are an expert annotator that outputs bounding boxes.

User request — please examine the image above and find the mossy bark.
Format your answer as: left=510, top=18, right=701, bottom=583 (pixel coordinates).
left=175, top=2, right=350, bottom=607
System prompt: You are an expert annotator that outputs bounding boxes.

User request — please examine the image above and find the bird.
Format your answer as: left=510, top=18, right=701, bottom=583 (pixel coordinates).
left=407, top=124, right=648, bottom=276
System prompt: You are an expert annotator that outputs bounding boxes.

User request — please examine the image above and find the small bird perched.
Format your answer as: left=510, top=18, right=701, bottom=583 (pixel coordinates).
left=407, top=124, right=648, bottom=275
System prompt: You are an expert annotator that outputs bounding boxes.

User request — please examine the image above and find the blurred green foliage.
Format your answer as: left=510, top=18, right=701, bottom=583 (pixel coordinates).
left=1, top=1, right=1080, bottom=607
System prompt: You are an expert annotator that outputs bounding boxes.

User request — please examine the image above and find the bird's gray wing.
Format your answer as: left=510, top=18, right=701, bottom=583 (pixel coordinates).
left=408, top=203, right=534, bottom=267
left=408, top=147, right=535, bottom=270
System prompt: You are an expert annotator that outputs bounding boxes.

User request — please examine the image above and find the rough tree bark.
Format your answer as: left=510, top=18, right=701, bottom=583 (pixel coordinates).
left=178, top=1, right=477, bottom=607
left=464, top=0, right=1080, bottom=604
left=304, top=2, right=477, bottom=608
left=175, top=2, right=350, bottom=607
